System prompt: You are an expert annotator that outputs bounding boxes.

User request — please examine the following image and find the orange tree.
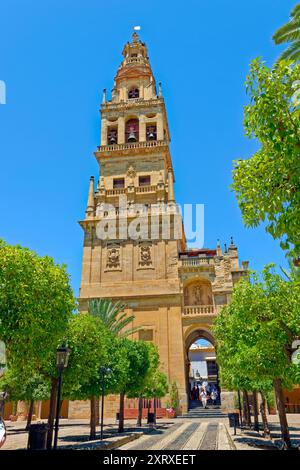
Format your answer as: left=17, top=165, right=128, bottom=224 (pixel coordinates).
left=214, top=265, right=300, bottom=449
left=0, top=239, right=75, bottom=446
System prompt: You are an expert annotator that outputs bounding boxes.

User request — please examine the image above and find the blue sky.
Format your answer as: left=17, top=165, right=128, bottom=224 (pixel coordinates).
left=0, top=0, right=295, bottom=295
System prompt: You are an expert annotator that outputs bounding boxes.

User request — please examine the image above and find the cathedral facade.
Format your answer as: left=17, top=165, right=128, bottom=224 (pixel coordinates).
left=70, top=32, right=248, bottom=418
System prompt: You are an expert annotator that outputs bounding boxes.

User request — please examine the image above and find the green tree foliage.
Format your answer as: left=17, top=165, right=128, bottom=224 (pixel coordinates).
left=0, top=367, right=50, bottom=403
left=214, top=265, right=300, bottom=448
left=232, top=60, right=300, bottom=260
left=117, top=339, right=151, bottom=432
left=127, top=343, right=168, bottom=425
left=273, top=3, right=300, bottom=62
left=61, top=313, right=110, bottom=439
left=88, top=298, right=139, bottom=338
left=0, top=240, right=76, bottom=372
left=62, top=313, right=109, bottom=399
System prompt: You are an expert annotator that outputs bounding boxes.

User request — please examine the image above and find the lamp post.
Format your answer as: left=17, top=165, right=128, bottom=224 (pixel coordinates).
left=100, top=367, right=111, bottom=441
left=53, top=344, right=71, bottom=450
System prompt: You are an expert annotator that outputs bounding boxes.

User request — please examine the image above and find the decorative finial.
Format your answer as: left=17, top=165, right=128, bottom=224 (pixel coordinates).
left=158, top=82, right=162, bottom=98
left=224, top=243, right=228, bottom=253
left=217, top=239, right=220, bottom=248
left=102, top=88, right=106, bottom=104
left=230, top=236, right=234, bottom=245
left=132, top=26, right=140, bottom=43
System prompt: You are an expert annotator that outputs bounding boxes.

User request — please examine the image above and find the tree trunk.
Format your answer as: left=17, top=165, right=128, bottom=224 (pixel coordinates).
left=46, top=377, right=58, bottom=450
left=90, top=396, right=97, bottom=440
left=137, top=397, right=143, bottom=427
left=25, top=400, right=34, bottom=431
left=252, top=391, right=259, bottom=432
left=0, top=392, right=7, bottom=419
left=154, top=398, right=157, bottom=425
left=95, top=398, right=99, bottom=425
left=12, top=401, right=18, bottom=416
left=118, top=393, right=125, bottom=433
left=273, top=378, right=291, bottom=449
left=243, top=390, right=251, bottom=428
left=259, top=391, right=271, bottom=439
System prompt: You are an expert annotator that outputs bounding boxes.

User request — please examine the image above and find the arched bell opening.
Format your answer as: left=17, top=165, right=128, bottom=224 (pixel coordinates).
left=185, top=329, right=221, bottom=410
left=107, top=126, right=118, bottom=145
left=128, top=87, right=139, bottom=99
left=146, top=123, right=157, bottom=141
left=125, top=118, right=139, bottom=143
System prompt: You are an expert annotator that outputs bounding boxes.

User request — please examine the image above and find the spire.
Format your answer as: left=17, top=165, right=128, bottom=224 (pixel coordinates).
left=216, top=239, right=222, bottom=256
left=168, top=170, right=175, bottom=203
left=228, top=235, right=238, bottom=257
left=132, top=31, right=139, bottom=43
left=86, top=176, right=95, bottom=218
left=102, top=88, right=106, bottom=104
left=158, top=82, right=162, bottom=97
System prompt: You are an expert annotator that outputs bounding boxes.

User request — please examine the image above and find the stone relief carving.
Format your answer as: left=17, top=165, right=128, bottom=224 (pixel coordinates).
left=184, top=281, right=213, bottom=306
left=106, top=244, right=121, bottom=269
left=126, top=165, right=136, bottom=186
left=139, top=244, right=152, bottom=266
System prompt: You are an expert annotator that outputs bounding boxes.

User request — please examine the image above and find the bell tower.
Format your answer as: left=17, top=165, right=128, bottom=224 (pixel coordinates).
left=78, top=30, right=188, bottom=415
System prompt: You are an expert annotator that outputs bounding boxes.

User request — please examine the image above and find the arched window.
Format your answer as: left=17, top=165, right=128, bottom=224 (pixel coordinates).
left=128, top=87, right=139, bottom=99
left=146, top=124, right=157, bottom=141
left=107, top=127, right=118, bottom=145
left=125, top=118, right=139, bottom=143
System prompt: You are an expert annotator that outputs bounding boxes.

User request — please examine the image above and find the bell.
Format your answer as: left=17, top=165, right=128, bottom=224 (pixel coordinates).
left=148, top=132, right=155, bottom=140
left=128, top=131, right=137, bottom=142
left=108, top=135, right=116, bottom=144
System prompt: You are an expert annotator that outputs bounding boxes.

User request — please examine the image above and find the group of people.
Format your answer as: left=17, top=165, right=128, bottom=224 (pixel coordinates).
left=190, top=382, right=219, bottom=408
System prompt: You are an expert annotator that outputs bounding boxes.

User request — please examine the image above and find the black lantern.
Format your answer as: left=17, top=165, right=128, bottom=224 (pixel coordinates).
left=56, top=345, right=71, bottom=370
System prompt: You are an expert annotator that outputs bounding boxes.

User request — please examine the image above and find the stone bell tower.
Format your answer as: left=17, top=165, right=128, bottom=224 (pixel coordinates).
left=78, top=31, right=188, bottom=415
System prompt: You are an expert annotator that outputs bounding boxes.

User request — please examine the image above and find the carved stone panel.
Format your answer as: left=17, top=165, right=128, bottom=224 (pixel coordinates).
left=138, top=242, right=153, bottom=268
left=105, top=243, right=121, bottom=271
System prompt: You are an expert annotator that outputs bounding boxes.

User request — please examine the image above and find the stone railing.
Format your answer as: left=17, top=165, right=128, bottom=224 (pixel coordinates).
left=98, top=140, right=167, bottom=153
left=135, top=185, right=157, bottom=193
left=179, top=257, right=214, bottom=267
left=105, top=188, right=127, bottom=196
left=182, top=305, right=218, bottom=316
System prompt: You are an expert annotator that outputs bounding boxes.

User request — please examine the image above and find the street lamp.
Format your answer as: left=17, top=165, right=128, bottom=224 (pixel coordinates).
left=100, top=366, right=111, bottom=441
left=53, top=344, right=71, bottom=450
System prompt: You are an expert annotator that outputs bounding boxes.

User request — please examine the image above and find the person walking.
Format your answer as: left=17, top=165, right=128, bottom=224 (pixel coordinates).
left=200, top=388, right=208, bottom=409
left=211, top=390, right=217, bottom=406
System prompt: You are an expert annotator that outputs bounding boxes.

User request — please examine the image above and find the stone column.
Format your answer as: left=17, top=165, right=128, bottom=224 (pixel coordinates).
left=168, top=171, right=175, bottom=203
left=157, top=112, right=164, bottom=140
left=101, top=118, right=107, bottom=146
left=139, top=114, right=146, bottom=142
left=118, top=116, right=125, bottom=144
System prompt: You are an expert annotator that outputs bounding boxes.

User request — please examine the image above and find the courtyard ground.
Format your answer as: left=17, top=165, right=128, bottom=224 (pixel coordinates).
left=1, top=413, right=300, bottom=451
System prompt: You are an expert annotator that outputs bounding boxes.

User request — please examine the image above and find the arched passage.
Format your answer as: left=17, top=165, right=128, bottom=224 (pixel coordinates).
left=185, top=329, right=221, bottom=408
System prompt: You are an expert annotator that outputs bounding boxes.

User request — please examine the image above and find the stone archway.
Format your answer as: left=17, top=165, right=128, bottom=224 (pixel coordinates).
left=184, top=328, right=220, bottom=409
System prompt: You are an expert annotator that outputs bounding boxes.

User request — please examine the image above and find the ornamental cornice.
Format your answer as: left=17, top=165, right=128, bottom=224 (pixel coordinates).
left=101, top=98, right=165, bottom=114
